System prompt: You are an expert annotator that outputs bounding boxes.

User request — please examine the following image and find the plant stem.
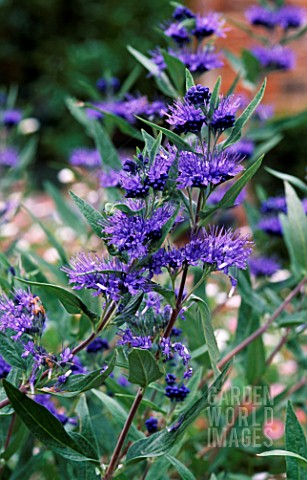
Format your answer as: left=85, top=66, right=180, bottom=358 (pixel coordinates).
left=163, top=265, right=188, bottom=339
left=103, top=387, right=144, bottom=480
left=201, top=276, right=307, bottom=385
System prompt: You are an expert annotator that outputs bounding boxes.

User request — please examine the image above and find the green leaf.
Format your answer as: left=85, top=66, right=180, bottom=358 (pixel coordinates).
left=94, top=108, right=143, bottom=141
left=66, top=97, right=92, bottom=132
left=0, top=334, right=26, bottom=369
left=44, top=182, right=83, bottom=235
left=70, top=191, right=106, bottom=238
left=185, top=69, right=195, bottom=91
left=126, top=363, right=231, bottom=461
left=128, top=349, right=163, bottom=387
left=113, top=291, right=144, bottom=324
left=223, top=79, right=266, bottom=148
left=92, top=390, right=144, bottom=441
left=280, top=182, right=307, bottom=275
left=49, top=353, right=116, bottom=396
left=91, top=121, right=122, bottom=170
left=76, top=394, right=99, bottom=454
left=161, top=50, right=186, bottom=94
left=242, top=49, right=261, bottom=84
left=127, top=46, right=177, bottom=98
left=265, top=167, right=307, bottom=195
left=165, top=454, right=196, bottom=480
left=280, top=25, right=307, bottom=45
left=135, top=116, right=194, bottom=152
left=192, top=296, right=220, bottom=378
left=285, top=401, right=307, bottom=478
left=209, top=76, right=222, bottom=116
left=142, top=130, right=163, bottom=166
left=151, top=284, right=176, bottom=309
left=3, top=380, right=99, bottom=463
left=257, top=450, right=307, bottom=467
left=16, top=278, right=98, bottom=323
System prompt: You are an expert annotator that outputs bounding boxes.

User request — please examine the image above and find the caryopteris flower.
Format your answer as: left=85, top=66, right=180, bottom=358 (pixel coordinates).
left=2, top=109, right=22, bottom=127
left=86, top=338, right=109, bottom=353
left=245, top=6, right=278, bottom=29
left=177, top=47, right=223, bottom=75
left=249, top=256, right=281, bottom=277
left=211, top=95, right=241, bottom=132
left=177, top=149, right=243, bottom=189
left=162, top=100, right=205, bottom=134
left=192, top=13, right=227, bottom=39
left=277, top=6, right=305, bottom=30
left=117, top=328, right=152, bottom=349
left=0, top=147, right=19, bottom=167
left=69, top=148, right=101, bottom=169
left=145, top=416, right=159, bottom=433
left=0, top=355, right=11, bottom=378
left=165, top=383, right=190, bottom=402
left=104, top=205, right=175, bottom=258
left=185, top=84, right=211, bottom=106
left=164, top=23, right=191, bottom=45
left=62, top=254, right=148, bottom=299
left=252, top=46, right=295, bottom=71
left=172, top=5, right=195, bottom=21
left=0, top=289, right=46, bottom=340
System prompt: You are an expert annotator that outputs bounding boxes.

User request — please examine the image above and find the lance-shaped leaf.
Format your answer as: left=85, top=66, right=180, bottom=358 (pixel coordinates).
left=70, top=191, right=106, bottom=238
left=128, top=349, right=164, bottom=388
left=165, top=454, right=197, bottom=480
left=208, top=76, right=221, bottom=116
left=47, top=353, right=117, bottom=397
left=91, top=121, right=122, bottom=170
left=3, top=380, right=99, bottom=463
left=223, top=78, right=266, bottom=148
left=185, top=68, right=195, bottom=91
left=265, top=167, right=307, bottom=195
left=280, top=182, right=307, bottom=275
left=191, top=296, right=220, bottom=378
left=135, top=116, right=194, bottom=152
left=161, top=50, right=186, bottom=94
left=285, top=401, right=307, bottom=478
left=16, top=278, right=98, bottom=323
left=126, top=362, right=231, bottom=461
left=257, top=450, right=307, bottom=468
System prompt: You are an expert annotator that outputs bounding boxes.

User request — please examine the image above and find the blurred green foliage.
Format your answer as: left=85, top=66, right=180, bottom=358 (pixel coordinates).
left=0, top=0, right=172, bottom=173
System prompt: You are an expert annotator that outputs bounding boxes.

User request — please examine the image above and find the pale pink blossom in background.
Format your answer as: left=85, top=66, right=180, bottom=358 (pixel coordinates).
left=278, top=360, right=298, bottom=375
left=270, top=383, right=284, bottom=398
left=263, top=418, right=284, bottom=441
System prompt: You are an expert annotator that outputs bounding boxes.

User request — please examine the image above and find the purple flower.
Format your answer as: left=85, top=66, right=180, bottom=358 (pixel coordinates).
left=192, top=13, right=227, bottom=39
left=69, top=148, right=101, bottom=169
left=245, top=6, right=277, bottom=29
left=258, top=216, right=283, bottom=236
left=172, top=5, right=195, bottom=21
left=277, top=6, right=305, bottom=30
left=162, top=100, right=205, bottom=134
left=255, top=104, right=274, bottom=122
left=96, top=76, right=120, bottom=94
left=173, top=342, right=191, bottom=365
left=177, top=149, right=243, bottom=189
left=117, top=375, right=130, bottom=387
left=34, top=394, right=68, bottom=424
left=104, top=205, right=175, bottom=259
left=185, top=84, right=211, bottom=106
left=249, top=256, right=281, bottom=277
left=62, top=254, right=148, bottom=300
left=165, top=373, right=176, bottom=385
left=252, top=46, right=295, bottom=71
left=177, top=47, right=223, bottom=74
left=211, top=95, right=241, bottom=132
left=164, top=23, right=191, bottom=45
left=171, top=327, right=182, bottom=337
left=70, top=356, right=87, bottom=374
left=117, top=328, right=152, bottom=349
left=0, top=147, right=19, bottom=167
left=86, top=338, right=109, bottom=353
left=260, top=197, right=287, bottom=214
left=60, top=347, right=73, bottom=365
left=160, top=337, right=171, bottom=358
left=99, top=169, right=121, bottom=188
left=165, top=384, right=190, bottom=402
left=228, top=138, right=255, bottom=159
left=0, top=289, right=46, bottom=341
left=2, top=109, right=22, bottom=127
left=145, top=416, right=158, bottom=433
left=0, top=355, right=11, bottom=378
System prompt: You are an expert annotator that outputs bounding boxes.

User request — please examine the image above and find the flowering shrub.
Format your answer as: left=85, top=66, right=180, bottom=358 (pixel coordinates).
left=0, top=2, right=306, bottom=479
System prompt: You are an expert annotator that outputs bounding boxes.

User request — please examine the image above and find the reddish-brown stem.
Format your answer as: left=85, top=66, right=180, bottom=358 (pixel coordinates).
left=103, top=387, right=144, bottom=480
left=163, top=266, right=188, bottom=339
left=200, top=276, right=307, bottom=386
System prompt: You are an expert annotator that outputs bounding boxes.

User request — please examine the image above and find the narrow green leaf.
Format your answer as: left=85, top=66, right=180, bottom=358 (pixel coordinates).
left=242, top=49, right=261, bottom=84
left=126, top=363, right=231, bottom=461
left=76, top=394, right=99, bottom=454
left=3, top=380, right=99, bottom=463
left=209, top=76, right=222, bottom=116
left=92, top=121, right=122, bottom=170
left=113, top=291, right=144, bottom=324
left=49, top=352, right=117, bottom=396
left=161, top=50, right=186, bottom=94
left=66, top=97, right=92, bottom=132
left=223, top=79, right=266, bottom=148
left=192, top=296, right=220, bottom=378
left=165, top=454, right=196, bottom=480
left=286, top=401, right=307, bottom=478
left=135, top=116, right=194, bottom=152
left=92, top=390, right=144, bottom=441
left=257, top=450, right=307, bottom=467
left=142, top=130, right=163, bottom=166
left=128, top=349, right=163, bottom=387
left=70, top=191, right=106, bottom=238
left=45, top=182, right=83, bottom=235
left=0, top=334, right=26, bottom=369
left=265, top=167, right=307, bottom=195
left=281, top=182, right=307, bottom=275
left=95, top=108, right=143, bottom=140
left=16, top=277, right=98, bottom=323
left=185, top=69, right=195, bottom=91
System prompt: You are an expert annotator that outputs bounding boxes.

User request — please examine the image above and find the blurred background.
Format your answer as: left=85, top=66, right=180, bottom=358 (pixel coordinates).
left=1, top=0, right=306, bottom=188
